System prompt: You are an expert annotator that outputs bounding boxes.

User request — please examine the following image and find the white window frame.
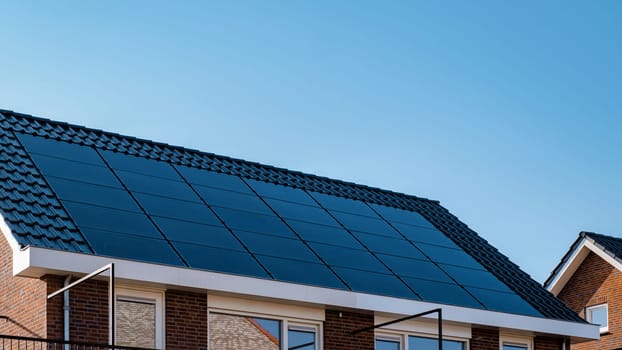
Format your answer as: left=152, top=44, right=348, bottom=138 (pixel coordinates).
left=115, top=287, right=165, bottom=349
left=375, top=330, right=469, bottom=350
left=499, top=334, right=532, bottom=350
left=586, top=303, right=609, bottom=333
left=375, top=332, right=403, bottom=350
left=207, top=308, right=323, bottom=350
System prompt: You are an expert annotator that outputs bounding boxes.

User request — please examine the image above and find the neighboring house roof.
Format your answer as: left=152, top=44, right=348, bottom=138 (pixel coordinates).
left=0, top=109, right=582, bottom=323
left=545, top=231, right=622, bottom=296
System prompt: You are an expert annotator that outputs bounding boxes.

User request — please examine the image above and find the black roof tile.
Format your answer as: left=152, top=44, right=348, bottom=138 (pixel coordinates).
left=0, top=108, right=583, bottom=322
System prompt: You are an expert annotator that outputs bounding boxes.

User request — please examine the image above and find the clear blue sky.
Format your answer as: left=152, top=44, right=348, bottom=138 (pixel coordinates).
left=1, top=1, right=621, bottom=283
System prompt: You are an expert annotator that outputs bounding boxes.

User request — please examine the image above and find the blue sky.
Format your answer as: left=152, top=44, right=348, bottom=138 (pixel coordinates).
left=1, top=1, right=620, bottom=283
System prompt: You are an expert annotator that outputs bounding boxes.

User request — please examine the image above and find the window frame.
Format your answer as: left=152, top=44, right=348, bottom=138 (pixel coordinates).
left=207, top=309, right=323, bottom=350
left=114, top=287, right=165, bottom=349
left=499, top=334, right=532, bottom=350
left=374, top=330, right=469, bottom=350
left=586, top=303, right=609, bottom=333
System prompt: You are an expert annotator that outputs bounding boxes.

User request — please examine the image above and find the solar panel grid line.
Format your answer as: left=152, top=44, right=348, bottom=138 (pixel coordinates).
left=239, top=177, right=351, bottom=290
left=10, top=130, right=95, bottom=252
left=170, top=163, right=275, bottom=279
left=303, top=190, right=422, bottom=300
left=93, top=148, right=190, bottom=267
left=365, top=202, right=488, bottom=309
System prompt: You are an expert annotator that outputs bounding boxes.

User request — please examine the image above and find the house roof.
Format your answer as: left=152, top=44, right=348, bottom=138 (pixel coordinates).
left=0, top=108, right=582, bottom=322
left=545, top=231, right=622, bottom=295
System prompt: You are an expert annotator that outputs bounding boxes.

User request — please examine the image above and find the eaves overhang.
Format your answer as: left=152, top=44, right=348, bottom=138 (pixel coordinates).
left=12, top=245, right=599, bottom=341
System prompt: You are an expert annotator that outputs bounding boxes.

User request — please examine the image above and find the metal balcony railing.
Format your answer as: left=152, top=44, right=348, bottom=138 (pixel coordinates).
left=0, top=334, right=158, bottom=350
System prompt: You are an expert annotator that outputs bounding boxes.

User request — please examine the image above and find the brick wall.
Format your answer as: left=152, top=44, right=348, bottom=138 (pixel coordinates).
left=166, top=289, right=207, bottom=350
left=471, top=328, right=499, bottom=350
left=66, top=278, right=109, bottom=343
left=534, top=336, right=562, bottom=350
left=0, top=234, right=48, bottom=337
left=558, top=251, right=622, bottom=350
left=324, top=309, right=374, bottom=350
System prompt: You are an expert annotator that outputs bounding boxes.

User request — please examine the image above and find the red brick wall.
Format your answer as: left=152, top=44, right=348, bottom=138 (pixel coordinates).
left=166, top=289, right=207, bottom=350
left=0, top=234, right=48, bottom=337
left=558, top=251, right=621, bottom=350
left=44, top=275, right=65, bottom=340
left=471, top=328, right=499, bottom=350
left=68, top=278, right=110, bottom=343
left=534, top=336, right=562, bottom=350
left=324, top=309, right=374, bottom=350
left=45, top=274, right=109, bottom=344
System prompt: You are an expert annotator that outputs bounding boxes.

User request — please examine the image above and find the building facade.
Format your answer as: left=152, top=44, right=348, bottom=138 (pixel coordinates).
left=0, top=109, right=597, bottom=350
left=546, top=231, right=622, bottom=350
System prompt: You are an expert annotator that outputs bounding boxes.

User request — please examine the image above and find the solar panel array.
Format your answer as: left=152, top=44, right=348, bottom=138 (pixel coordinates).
left=16, top=132, right=541, bottom=317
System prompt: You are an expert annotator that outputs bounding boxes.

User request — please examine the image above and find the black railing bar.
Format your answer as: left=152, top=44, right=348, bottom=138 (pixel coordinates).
left=0, top=335, right=156, bottom=350
left=288, top=341, right=315, bottom=350
left=350, top=307, right=442, bottom=334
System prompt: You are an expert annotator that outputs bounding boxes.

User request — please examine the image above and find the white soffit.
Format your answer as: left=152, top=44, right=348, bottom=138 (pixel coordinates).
left=14, top=246, right=599, bottom=340
left=546, top=237, right=622, bottom=296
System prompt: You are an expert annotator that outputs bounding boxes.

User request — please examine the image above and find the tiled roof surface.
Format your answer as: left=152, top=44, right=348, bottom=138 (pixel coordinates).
left=583, top=231, right=622, bottom=263
left=0, top=109, right=583, bottom=322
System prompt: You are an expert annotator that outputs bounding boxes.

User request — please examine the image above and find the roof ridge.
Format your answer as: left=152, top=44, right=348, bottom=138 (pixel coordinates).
left=0, top=108, right=438, bottom=204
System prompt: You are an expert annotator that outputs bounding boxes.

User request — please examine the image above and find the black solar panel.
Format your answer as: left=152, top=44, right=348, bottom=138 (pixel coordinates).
left=16, top=133, right=543, bottom=316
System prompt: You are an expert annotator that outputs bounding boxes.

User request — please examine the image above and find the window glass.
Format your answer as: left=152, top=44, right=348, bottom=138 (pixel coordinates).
left=376, top=339, right=400, bottom=350
left=502, top=344, right=528, bottom=350
left=587, top=304, right=608, bottom=332
left=116, top=297, right=156, bottom=348
left=288, top=328, right=316, bottom=350
left=408, top=335, right=464, bottom=350
left=209, top=313, right=281, bottom=350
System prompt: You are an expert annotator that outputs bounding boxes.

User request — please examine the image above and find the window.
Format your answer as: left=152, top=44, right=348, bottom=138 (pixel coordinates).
left=209, top=313, right=320, bottom=350
left=376, top=338, right=401, bottom=350
left=115, top=288, right=164, bottom=349
left=375, top=334, right=466, bottom=350
left=586, top=303, right=608, bottom=333
left=499, top=335, right=531, bottom=350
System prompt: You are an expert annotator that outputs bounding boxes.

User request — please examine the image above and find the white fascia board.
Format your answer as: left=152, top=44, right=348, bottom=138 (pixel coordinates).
left=375, top=313, right=471, bottom=339
left=0, top=214, right=31, bottom=276
left=547, top=237, right=622, bottom=296
left=16, top=246, right=599, bottom=340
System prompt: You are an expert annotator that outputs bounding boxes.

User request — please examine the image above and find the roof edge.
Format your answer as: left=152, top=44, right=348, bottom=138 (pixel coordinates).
left=17, top=246, right=600, bottom=340
left=545, top=231, right=622, bottom=295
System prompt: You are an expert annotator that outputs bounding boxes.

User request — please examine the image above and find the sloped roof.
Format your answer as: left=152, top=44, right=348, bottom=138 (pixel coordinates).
left=545, top=231, right=622, bottom=294
left=582, top=231, right=622, bottom=262
left=0, top=108, right=582, bottom=322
